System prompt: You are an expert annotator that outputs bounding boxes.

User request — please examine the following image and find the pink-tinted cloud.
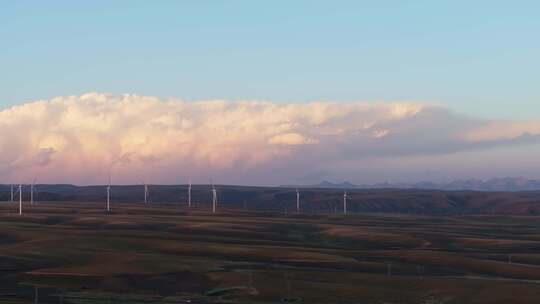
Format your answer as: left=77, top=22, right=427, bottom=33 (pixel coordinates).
left=1, top=93, right=539, bottom=185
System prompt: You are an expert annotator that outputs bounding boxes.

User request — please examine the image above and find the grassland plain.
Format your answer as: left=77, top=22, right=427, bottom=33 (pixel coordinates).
left=0, top=202, right=539, bottom=303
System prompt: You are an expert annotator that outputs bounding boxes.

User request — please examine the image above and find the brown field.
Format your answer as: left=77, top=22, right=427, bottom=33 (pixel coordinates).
left=0, top=202, right=540, bottom=303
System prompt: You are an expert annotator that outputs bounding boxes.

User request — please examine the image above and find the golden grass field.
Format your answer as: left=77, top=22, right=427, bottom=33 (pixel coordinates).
left=0, top=201, right=540, bottom=303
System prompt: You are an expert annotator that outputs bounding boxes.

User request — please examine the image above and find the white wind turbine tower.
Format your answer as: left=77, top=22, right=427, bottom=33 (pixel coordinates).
left=18, top=184, right=22, bottom=215
left=30, top=176, right=37, bottom=205
left=106, top=171, right=111, bottom=213
left=187, top=178, right=192, bottom=208
left=144, top=183, right=149, bottom=205
left=212, top=183, right=217, bottom=214
left=343, top=190, right=349, bottom=215
left=296, top=189, right=300, bottom=212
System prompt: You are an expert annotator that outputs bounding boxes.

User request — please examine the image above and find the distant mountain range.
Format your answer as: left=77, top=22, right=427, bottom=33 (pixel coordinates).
left=293, top=177, right=540, bottom=192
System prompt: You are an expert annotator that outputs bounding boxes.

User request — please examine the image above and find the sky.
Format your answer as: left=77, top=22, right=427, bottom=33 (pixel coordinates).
left=1, top=1, right=540, bottom=185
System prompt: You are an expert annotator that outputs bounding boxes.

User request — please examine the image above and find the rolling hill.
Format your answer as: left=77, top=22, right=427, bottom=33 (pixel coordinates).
left=1, top=184, right=540, bottom=216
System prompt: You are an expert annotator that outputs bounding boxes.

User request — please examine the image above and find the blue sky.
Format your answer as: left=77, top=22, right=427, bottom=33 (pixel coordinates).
left=1, top=0, right=539, bottom=119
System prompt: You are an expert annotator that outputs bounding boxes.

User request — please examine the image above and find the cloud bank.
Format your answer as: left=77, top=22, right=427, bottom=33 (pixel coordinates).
left=1, top=93, right=539, bottom=185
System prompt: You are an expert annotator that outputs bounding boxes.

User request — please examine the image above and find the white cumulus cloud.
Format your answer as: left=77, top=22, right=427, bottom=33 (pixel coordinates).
left=1, top=93, right=539, bottom=185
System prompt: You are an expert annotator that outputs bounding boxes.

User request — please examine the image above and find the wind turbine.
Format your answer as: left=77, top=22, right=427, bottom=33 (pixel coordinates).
left=18, top=184, right=22, bottom=215
left=296, top=189, right=300, bottom=212
left=212, top=183, right=217, bottom=213
left=144, top=182, right=149, bottom=205
left=106, top=170, right=111, bottom=213
left=343, top=190, right=349, bottom=215
left=30, top=176, right=37, bottom=205
left=10, top=184, right=14, bottom=203
left=187, top=178, right=192, bottom=208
